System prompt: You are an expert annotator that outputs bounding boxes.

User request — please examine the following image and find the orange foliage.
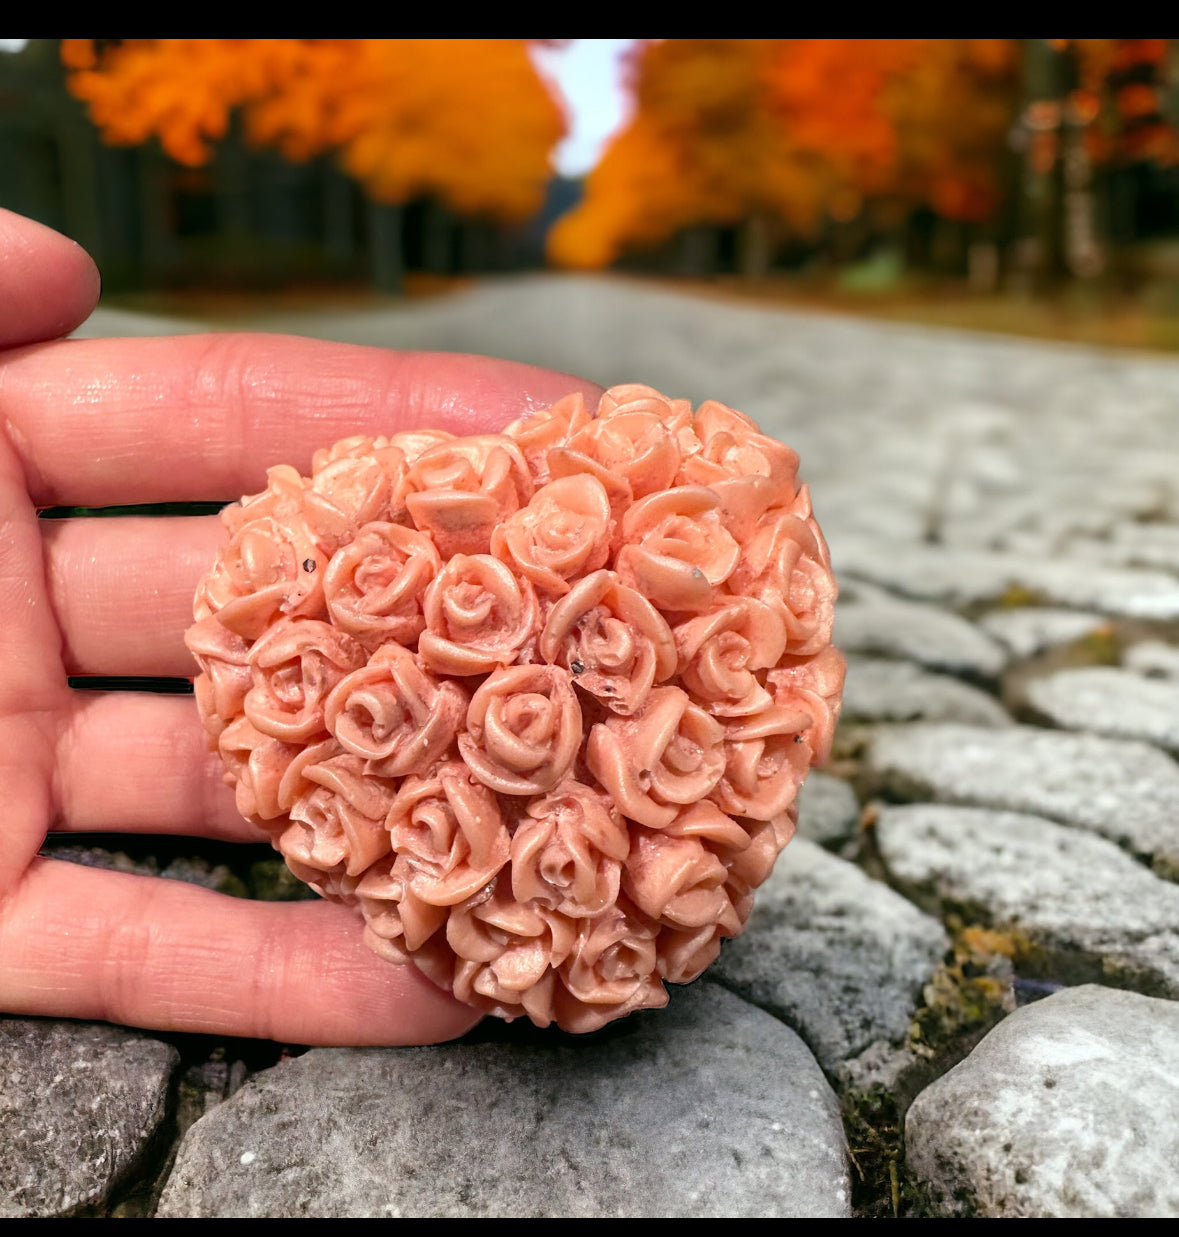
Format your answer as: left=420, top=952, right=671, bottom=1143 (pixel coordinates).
left=882, top=39, right=1020, bottom=223
left=549, top=39, right=1021, bottom=269
left=63, top=39, right=565, bottom=222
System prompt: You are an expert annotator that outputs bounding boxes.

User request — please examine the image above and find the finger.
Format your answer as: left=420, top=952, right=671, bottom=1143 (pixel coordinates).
left=45, top=515, right=225, bottom=677
left=0, top=859, right=481, bottom=1044
left=56, top=692, right=262, bottom=841
left=0, top=426, right=71, bottom=892
left=0, top=209, right=101, bottom=348
left=1, top=335, right=602, bottom=507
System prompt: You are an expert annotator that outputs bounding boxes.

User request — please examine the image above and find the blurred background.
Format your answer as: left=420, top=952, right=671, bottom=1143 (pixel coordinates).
left=3, top=38, right=1179, bottom=349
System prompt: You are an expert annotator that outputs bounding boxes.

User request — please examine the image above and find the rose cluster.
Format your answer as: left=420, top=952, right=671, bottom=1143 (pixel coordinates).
left=186, top=384, right=844, bottom=1033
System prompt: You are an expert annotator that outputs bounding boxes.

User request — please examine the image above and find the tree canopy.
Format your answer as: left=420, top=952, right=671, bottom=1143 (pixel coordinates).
left=62, top=38, right=565, bottom=223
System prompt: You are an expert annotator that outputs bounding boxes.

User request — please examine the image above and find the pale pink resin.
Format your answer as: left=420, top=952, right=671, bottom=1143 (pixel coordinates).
left=186, top=384, right=845, bottom=1033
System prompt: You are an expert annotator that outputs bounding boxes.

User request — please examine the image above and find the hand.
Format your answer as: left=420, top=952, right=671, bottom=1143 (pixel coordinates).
left=0, top=207, right=602, bottom=1045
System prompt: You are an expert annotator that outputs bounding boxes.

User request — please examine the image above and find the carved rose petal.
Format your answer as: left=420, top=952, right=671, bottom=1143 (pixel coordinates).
left=405, top=434, right=532, bottom=556
left=491, top=474, right=612, bottom=595
left=674, top=598, right=787, bottom=717
left=275, top=745, right=393, bottom=878
left=657, top=923, right=726, bottom=985
left=217, top=715, right=299, bottom=823
left=448, top=884, right=576, bottom=1024
left=459, top=664, right=581, bottom=795
left=419, top=553, right=540, bottom=676
left=356, top=855, right=449, bottom=953
left=386, top=763, right=510, bottom=906
left=766, top=646, right=847, bottom=767
left=618, top=486, right=740, bottom=613
left=587, top=686, right=726, bottom=828
left=623, top=827, right=740, bottom=931
left=323, top=644, right=466, bottom=777
left=510, top=778, right=629, bottom=917
left=567, top=409, right=680, bottom=499
left=323, top=520, right=439, bottom=646
left=538, top=569, right=676, bottom=715
left=554, top=899, right=669, bottom=1033
left=185, top=616, right=252, bottom=737
left=734, top=509, right=838, bottom=656
left=196, top=511, right=328, bottom=641
left=501, top=391, right=591, bottom=483
left=711, top=704, right=815, bottom=821
left=693, top=399, right=800, bottom=495
left=244, top=618, right=366, bottom=742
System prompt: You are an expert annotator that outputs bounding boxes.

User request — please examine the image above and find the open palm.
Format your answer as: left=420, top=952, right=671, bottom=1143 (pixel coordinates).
left=0, top=208, right=600, bottom=1044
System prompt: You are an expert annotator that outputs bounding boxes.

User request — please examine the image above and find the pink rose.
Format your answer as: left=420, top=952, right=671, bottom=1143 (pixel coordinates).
left=386, top=762, right=511, bottom=906
left=323, top=644, right=466, bottom=777
left=554, top=899, right=668, bottom=1034
left=458, top=664, right=582, bottom=795
left=195, top=510, right=329, bottom=642
left=674, top=598, right=787, bottom=717
left=596, top=383, right=699, bottom=459
left=710, top=704, right=815, bottom=821
left=218, top=463, right=305, bottom=538
left=538, top=569, right=676, bottom=715
left=651, top=804, right=791, bottom=984
left=657, top=923, right=726, bottom=985
left=216, top=715, right=299, bottom=822
left=447, top=882, right=576, bottom=1025
left=724, top=810, right=797, bottom=893
left=185, top=616, right=252, bottom=738
left=586, top=686, right=726, bottom=829
left=545, top=444, right=634, bottom=528
left=689, top=399, right=800, bottom=494
left=490, top=474, right=613, bottom=596
left=355, top=853, right=448, bottom=959
left=304, top=447, right=409, bottom=541
left=730, top=508, right=837, bottom=656
left=502, top=391, right=591, bottom=483
left=680, top=470, right=779, bottom=545
left=322, top=520, right=440, bottom=647
left=386, top=428, right=458, bottom=463
left=617, top=485, right=741, bottom=613
left=565, top=409, right=680, bottom=499
left=509, top=778, right=630, bottom=917
left=766, top=645, right=847, bottom=766
left=405, top=433, right=533, bottom=557
left=276, top=741, right=394, bottom=879
left=283, top=856, right=362, bottom=904
left=418, top=554, right=540, bottom=676
left=623, top=803, right=744, bottom=933
left=243, top=618, right=366, bottom=742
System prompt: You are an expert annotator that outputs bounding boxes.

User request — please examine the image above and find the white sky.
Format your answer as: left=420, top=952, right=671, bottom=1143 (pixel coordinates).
left=0, top=39, right=28, bottom=53
left=531, top=39, right=638, bottom=177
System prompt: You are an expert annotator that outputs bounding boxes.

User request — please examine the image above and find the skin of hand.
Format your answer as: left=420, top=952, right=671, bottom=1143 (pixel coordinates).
left=0, top=207, right=603, bottom=1046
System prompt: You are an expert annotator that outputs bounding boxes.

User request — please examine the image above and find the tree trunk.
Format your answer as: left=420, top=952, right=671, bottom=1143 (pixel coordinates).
left=423, top=199, right=452, bottom=274
left=322, top=169, right=355, bottom=265
left=1012, top=38, right=1071, bottom=292
left=215, top=119, right=250, bottom=241
left=1061, top=99, right=1104, bottom=280
left=676, top=226, right=718, bottom=277
left=137, top=145, right=175, bottom=282
left=368, top=201, right=403, bottom=293
left=738, top=213, right=774, bottom=281
left=56, top=117, right=104, bottom=264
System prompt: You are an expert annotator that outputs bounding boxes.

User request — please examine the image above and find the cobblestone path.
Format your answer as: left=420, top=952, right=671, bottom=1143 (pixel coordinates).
left=5, top=279, right=1177, bottom=1217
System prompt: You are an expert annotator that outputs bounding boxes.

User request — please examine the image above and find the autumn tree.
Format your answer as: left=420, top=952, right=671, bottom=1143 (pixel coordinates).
left=62, top=39, right=565, bottom=283
left=549, top=39, right=1026, bottom=274
left=549, top=39, right=901, bottom=273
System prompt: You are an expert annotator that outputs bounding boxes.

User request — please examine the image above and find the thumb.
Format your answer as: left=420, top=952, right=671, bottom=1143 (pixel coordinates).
left=0, top=208, right=101, bottom=348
